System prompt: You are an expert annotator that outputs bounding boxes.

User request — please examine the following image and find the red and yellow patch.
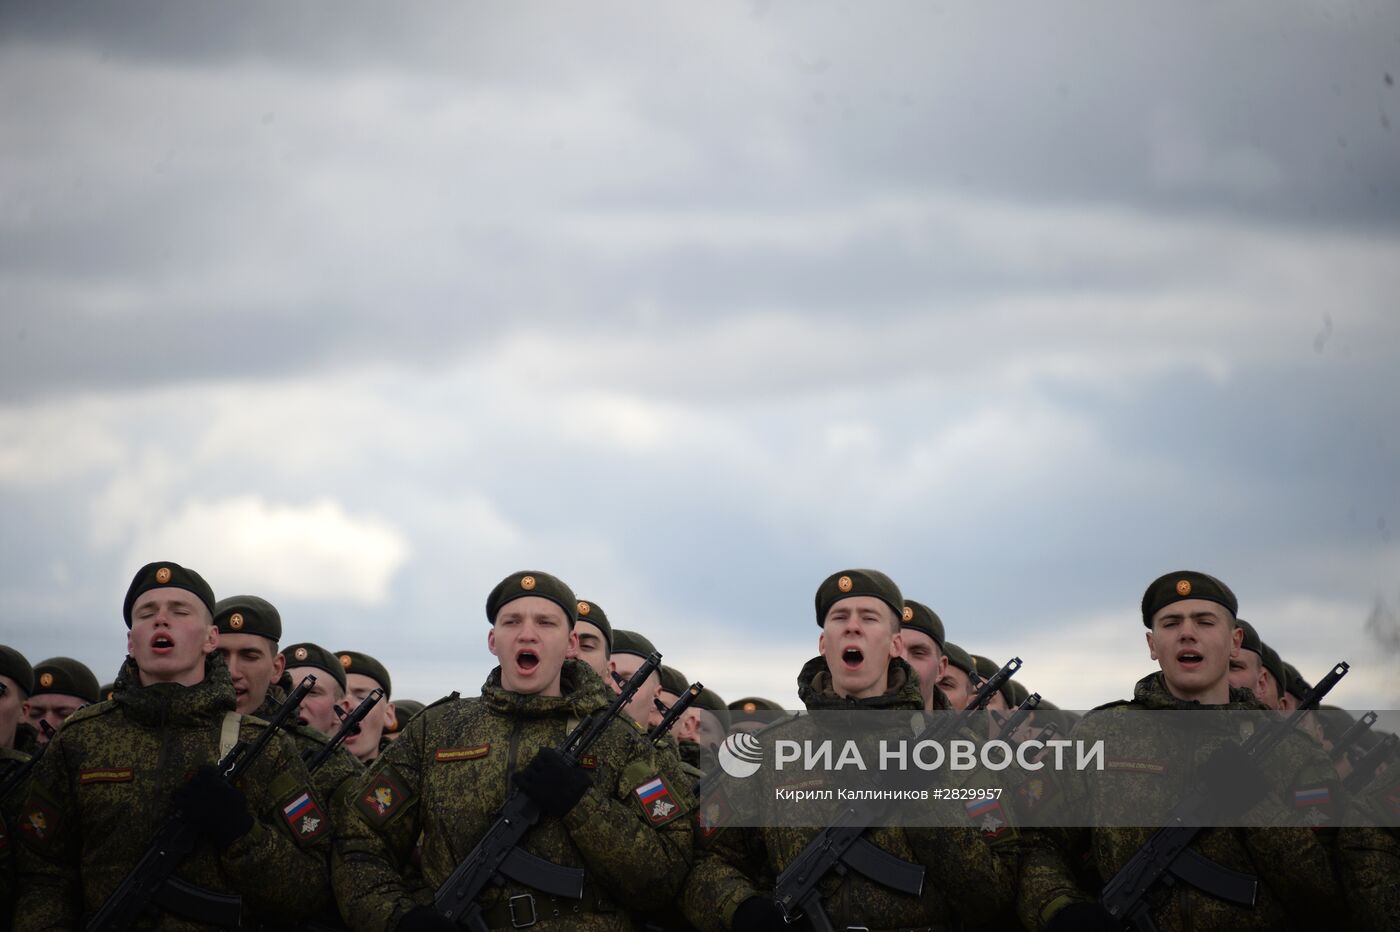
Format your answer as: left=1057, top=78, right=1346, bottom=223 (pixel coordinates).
left=696, top=790, right=732, bottom=840
left=80, top=768, right=134, bottom=784
left=19, top=801, right=58, bottom=851
left=356, top=769, right=411, bottom=827
left=578, top=754, right=598, bottom=770
left=435, top=744, right=490, bottom=763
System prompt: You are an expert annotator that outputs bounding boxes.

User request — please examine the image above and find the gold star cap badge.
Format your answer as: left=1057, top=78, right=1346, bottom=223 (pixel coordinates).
left=340, top=654, right=352, bottom=668
left=39, top=672, right=54, bottom=689
left=521, top=575, right=537, bottom=590
left=294, top=647, right=308, bottom=661
left=229, top=612, right=244, bottom=630
left=578, top=601, right=590, bottom=615
left=837, top=575, right=853, bottom=592
left=743, top=701, right=757, bottom=713
left=155, top=567, right=172, bottom=584
left=1176, top=579, right=1192, bottom=597
left=902, top=606, right=914, bottom=622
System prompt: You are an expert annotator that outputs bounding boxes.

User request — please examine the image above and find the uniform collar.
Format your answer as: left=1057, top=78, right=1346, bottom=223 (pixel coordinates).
left=797, top=655, right=926, bottom=712
left=112, top=652, right=236, bottom=726
left=480, top=659, right=610, bottom=719
left=1132, top=671, right=1269, bottom=711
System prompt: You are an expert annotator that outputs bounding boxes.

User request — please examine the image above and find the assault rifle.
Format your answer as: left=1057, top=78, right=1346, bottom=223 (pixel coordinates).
left=1099, top=661, right=1347, bottom=932
left=431, top=652, right=663, bottom=929
left=1329, top=710, right=1377, bottom=763
left=1344, top=731, right=1398, bottom=794
left=87, top=674, right=317, bottom=932
left=0, top=720, right=55, bottom=802
left=995, top=691, right=1041, bottom=741
left=769, top=657, right=1023, bottom=932
left=649, top=682, right=702, bottom=743
left=304, top=687, right=384, bottom=773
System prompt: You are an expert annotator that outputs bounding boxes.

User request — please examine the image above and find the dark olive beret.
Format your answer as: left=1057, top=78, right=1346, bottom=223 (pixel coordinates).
left=0, top=645, right=35, bottom=697
left=124, top=561, right=216, bottom=627
left=335, top=650, right=392, bottom=697
left=658, top=665, right=688, bottom=698
left=1258, top=643, right=1287, bottom=699
left=942, top=641, right=976, bottom=677
left=900, top=600, right=946, bottom=649
left=214, top=595, right=282, bottom=642
left=281, top=642, right=347, bottom=693
left=1006, top=679, right=1030, bottom=708
left=1282, top=661, right=1312, bottom=701
left=1316, top=705, right=1356, bottom=746
left=486, top=571, right=578, bottom=627
left=574, top=600, right=613, bottom=650
left=610, top=629, right=657, bottom=660
left=388, top=698, right=425, bottom=734
left=1141, top=570, right=1237, bottom=627
left=1235, top=618, right=1263, bottom=655
left=32, top=657, right=100, bottom=703
left=815, top=569, right=903, bottom=627
left=693, top=687, right=731, bottom=732
left=728, top=696, right=784, bottom=728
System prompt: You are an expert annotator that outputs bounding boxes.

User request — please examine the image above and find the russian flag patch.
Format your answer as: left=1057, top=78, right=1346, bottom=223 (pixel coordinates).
left=633, top=776, right=682, bottom=826
left=1293, top=786, right=1330, bottom=808
left=965, top=797, right=1009, bottom=839
left=281, top=790, right=327, bottom=843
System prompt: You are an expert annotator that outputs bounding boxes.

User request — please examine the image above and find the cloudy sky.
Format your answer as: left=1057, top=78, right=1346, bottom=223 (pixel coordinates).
left=2, top=1, right=1398, bottom=711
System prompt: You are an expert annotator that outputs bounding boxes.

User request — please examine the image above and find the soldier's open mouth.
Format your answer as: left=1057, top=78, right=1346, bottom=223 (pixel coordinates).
left=841, top=647, right=864, bottom=669
left=1176, top=651, right=1203, bottom=668
left=151, top=635, right=174, bottom=654
left=517, top=650, right=540, bottom=673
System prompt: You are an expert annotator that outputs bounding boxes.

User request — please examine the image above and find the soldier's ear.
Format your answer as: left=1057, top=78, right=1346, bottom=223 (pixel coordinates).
left=1230, top=624, right=1244, bottom=655
left=272, top=651, right=285, bottom=679
left=487, top=629, right=499, bottom=658
left=203, top=623, right=219, bottom=655
left=889, top=630, right=906, bottom=659
left=565, top=626, right=579, bottom=657
left=1145, top=629, right=1158, bottom=661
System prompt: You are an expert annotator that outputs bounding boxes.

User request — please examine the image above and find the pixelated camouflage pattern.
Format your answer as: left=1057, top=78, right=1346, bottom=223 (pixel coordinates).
left=681, top=657, right=1016, bottom=932
left=332, top=659, right=694, bottom=931
left=0, top=726, right=39, bottom=925
left=1016, top=671, right=1342, bottom=931
left=15, top=653, right=332, bottom=931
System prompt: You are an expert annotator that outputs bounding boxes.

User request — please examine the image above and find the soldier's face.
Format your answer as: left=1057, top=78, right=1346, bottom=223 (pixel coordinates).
left=571, top=620, right=611, bottom=679
left=0, top=674, right=27, bottom=748
left=128, top=588, right=219, bottom=687
left=216, top=633, right=284, bottom=715
left=23, top=694, right=85, bottom=743
left=1147, top=600, right=1238, bottom=701
left=677, top=707, right=726, bottom=752
left=344, top=672, right=394, bottom=762
left=936, top=664, right=976, bottom=710
left=609, top=653, right=661, bottom=724
left=819, top=596, right=903, bottom=700
left=286, top=666, right=345, bottom=734
left=897, top=629, right=947, bottom=711
left=489, top=596, right=577, bottom=697
left=1228, top=649, right=1266, bottom=702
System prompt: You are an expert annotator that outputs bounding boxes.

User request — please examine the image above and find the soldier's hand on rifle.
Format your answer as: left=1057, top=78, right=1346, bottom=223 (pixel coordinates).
left=513, top=748, right=592, bottom=818
left=1198, top=740, right=1269, bottom=820
left=1047, top=901, right=1119, bottom=931
left=732, top=895, right=786, bottom=931
left=172, top=764, right=254, bottom=850
left=395, top=905, right=457, bottom=932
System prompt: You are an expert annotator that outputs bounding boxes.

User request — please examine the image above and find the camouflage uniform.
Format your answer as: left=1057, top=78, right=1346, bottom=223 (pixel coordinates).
left=1336, top=759, right=1400, bottom=931
left=682, top=657, right=1015, bottom=931
left=1017, top=672, right=1342, bottom=931
left=256, top=678, right=365, bottom=805
left=1, top=723, right=40, bottom=922
left=15, top=653, right=334, bottom=931
left=332, top=659, right=694, bottom=931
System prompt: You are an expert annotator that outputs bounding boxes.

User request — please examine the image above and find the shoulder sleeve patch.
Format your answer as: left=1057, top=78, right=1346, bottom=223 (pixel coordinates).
left=356, top=765, right=415, bottom=828
left=280, top=788, right=330, bottom=844
left=964, top=797, right=1012, bottom=841
left=19, top=797, right=62, bottom=854
left=632, top=775, right=683, bottom=827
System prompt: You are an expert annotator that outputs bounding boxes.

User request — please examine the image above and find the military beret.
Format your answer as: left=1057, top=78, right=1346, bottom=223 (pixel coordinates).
left=100, top=682, right=116, bottom=702
left=1235, top=618, right=1263, bottom=655
left=1006, top=679, right=1030, bottom=708
left=388, top=698, right=425, bottom=734
left=900, top=600, right=946, bottom=649
left=693, top=687, right=731, bottom=732
left=728, top=696, right=784, bottom=729
left=335, top=650, right=392, bottom=697
left=123, top=561, right=216, bottom=627
left=658, top=665, right=688, bottom=698
left=1282, top=661, right=1312, bottom=701
left=1141, top=570, right=1237, bottom=627
left=1315, top=705, right=1356, bottom=746
left=281, top=642, right=347, bottom=693
left=486, top=571, right=578, bottom=627
left=213, top=595, right=282, bottom=642
left=32, top=657, right=101, bottom=703
left=815, top=569, right=903, bottom=628
left=574, top=600, right=613, bottom=651
left=1258, top=643, right=1287, bottom=699
left=942, top=641, right=976, bottom=677
left=0, top=645, right=35, bottom=697
left=611, top=629, right=657, bottom=660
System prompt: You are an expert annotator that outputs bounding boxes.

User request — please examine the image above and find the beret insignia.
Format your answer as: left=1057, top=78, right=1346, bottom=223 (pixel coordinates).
left=902, top=606, right=914, bottom=622
left=743, top=701, right=757, bottom=713
left=340, top=654, right=352, bottom=669
left=155, top=567, right=172, bottom=584
left=837, top=575, right=853, bottom=592
left=39, top=672, right=54, bottom=689
left=521, top=575, right=537, bottom=590
left=577, top=601, right=590, bottom=615
left=294, top=647, right=308, bottom=661
left=1176, top=579, right=1192, bottom=596
left=229, top=613, right=244, bottom=630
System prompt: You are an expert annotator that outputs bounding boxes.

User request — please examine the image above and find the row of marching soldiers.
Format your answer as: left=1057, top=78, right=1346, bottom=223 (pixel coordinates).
left=0, top=562, right=1395, bottom=930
